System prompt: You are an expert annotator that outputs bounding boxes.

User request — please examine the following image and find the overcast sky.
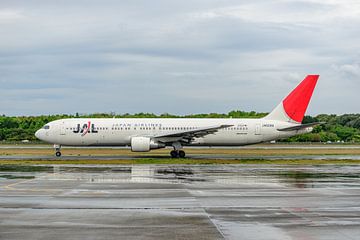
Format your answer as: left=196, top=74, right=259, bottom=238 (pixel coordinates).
left=0, top=0, right=359, bottom=116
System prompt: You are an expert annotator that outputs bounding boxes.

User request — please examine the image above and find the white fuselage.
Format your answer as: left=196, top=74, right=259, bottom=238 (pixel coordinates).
left=36, top=118, right=311, bottom=147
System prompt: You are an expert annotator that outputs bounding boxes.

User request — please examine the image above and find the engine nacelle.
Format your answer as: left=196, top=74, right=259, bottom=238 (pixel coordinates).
left=131, top=137, right=165, bottom=152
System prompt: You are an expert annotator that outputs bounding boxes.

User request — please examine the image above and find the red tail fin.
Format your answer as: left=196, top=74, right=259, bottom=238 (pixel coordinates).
left=282, top=75, right=319, bottom=123
left=264, top=75, right=319, bottom=123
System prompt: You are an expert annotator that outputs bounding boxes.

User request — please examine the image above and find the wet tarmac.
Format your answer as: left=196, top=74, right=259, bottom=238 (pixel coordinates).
left=0, top=164, right=360, bottom=240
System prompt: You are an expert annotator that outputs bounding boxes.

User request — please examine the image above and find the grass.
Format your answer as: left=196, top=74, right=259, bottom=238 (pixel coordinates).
left=1, top=147, right=360, bottom=156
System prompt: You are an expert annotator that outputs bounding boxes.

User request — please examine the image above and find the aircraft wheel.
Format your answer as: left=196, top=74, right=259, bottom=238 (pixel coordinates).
left=170, top=150, right=179, bottom=158
left=179, top=150, right=186, bottom=158
left=55, top=151, right=62, bottom=157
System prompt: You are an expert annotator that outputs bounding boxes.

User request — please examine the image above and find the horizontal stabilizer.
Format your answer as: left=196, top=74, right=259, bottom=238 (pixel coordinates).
left=277, top=122, right=324, bottom=132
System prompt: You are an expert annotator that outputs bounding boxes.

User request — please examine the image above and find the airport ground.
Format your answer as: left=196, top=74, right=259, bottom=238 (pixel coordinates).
left=0, top=144, right=359, bottom=239
left=1, top=143, right=360, bottom=165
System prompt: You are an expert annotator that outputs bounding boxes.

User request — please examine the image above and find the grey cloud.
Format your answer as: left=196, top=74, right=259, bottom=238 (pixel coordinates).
left=0, top=0, right=359, bottom=116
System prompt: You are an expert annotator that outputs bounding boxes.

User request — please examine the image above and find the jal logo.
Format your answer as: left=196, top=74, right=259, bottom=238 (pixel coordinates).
left=73, top=121, right=98, bottom=136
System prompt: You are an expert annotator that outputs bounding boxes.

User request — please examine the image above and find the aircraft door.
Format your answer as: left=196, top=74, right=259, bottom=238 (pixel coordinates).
left=60, top=121, right=66, bottom=135
left=255, top=123, right=261, bottom=135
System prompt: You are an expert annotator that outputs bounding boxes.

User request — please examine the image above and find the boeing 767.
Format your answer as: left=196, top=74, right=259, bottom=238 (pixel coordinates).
left=35, top=75, right=320, bottom=157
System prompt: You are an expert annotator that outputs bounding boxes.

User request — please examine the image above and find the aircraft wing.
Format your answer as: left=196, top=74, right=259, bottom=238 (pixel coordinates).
left=277, top=122, right=325, bottom=132
left=153, top=124, right=233, bottom=143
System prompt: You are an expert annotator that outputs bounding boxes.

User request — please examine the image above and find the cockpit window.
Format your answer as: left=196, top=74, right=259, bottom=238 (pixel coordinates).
left=43, top=125, right=50, bottom=130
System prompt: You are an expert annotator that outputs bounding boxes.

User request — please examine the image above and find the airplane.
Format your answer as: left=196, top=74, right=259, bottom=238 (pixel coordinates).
left=35, top=75, right=321, bottom=158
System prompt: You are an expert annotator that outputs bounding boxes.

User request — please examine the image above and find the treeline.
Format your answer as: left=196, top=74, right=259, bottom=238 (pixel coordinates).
left=0, top=111, right=359, bottom=143
left=285, top=114, right=360, bottom=143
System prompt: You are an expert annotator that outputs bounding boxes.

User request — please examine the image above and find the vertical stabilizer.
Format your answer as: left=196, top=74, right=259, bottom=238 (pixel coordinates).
left=264, top=75, right=319, bottom=123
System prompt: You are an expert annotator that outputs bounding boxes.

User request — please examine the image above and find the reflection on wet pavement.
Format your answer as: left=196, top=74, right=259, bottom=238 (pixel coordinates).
left=0, top=164, right=359, bottom=240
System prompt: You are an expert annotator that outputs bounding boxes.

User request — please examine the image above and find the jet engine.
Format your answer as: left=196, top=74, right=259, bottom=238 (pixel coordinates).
left=131, top=137, right=165, bottom=152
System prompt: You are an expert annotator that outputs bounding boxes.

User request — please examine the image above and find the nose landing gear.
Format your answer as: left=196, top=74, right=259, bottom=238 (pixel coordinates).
left=54, top=144, right=62, bottom=157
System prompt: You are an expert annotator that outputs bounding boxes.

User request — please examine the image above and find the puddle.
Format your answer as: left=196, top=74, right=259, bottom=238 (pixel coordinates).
left=1, top=164, right=359, bottom=188
left=0, top=174, right=35, bottom=179
left=156, top=168, right=194, bottom=175
left=265, top=169, right=360, bottom=188
left=0, top=165, right=52, bottom=172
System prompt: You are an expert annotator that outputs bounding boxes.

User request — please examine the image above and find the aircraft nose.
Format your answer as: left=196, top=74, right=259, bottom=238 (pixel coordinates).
left=35, top=129, right=44, bottom=140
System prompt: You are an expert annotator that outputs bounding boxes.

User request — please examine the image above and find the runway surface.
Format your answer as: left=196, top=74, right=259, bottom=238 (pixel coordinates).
left=0, top=164, right=359, bottom=240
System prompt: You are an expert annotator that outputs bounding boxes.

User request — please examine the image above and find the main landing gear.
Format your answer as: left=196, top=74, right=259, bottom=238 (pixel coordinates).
left=170, top=150, right=186, bottom=158
left=54, top=144, right=61, bottom=157
left=170, top=142, right=186, bottom=158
